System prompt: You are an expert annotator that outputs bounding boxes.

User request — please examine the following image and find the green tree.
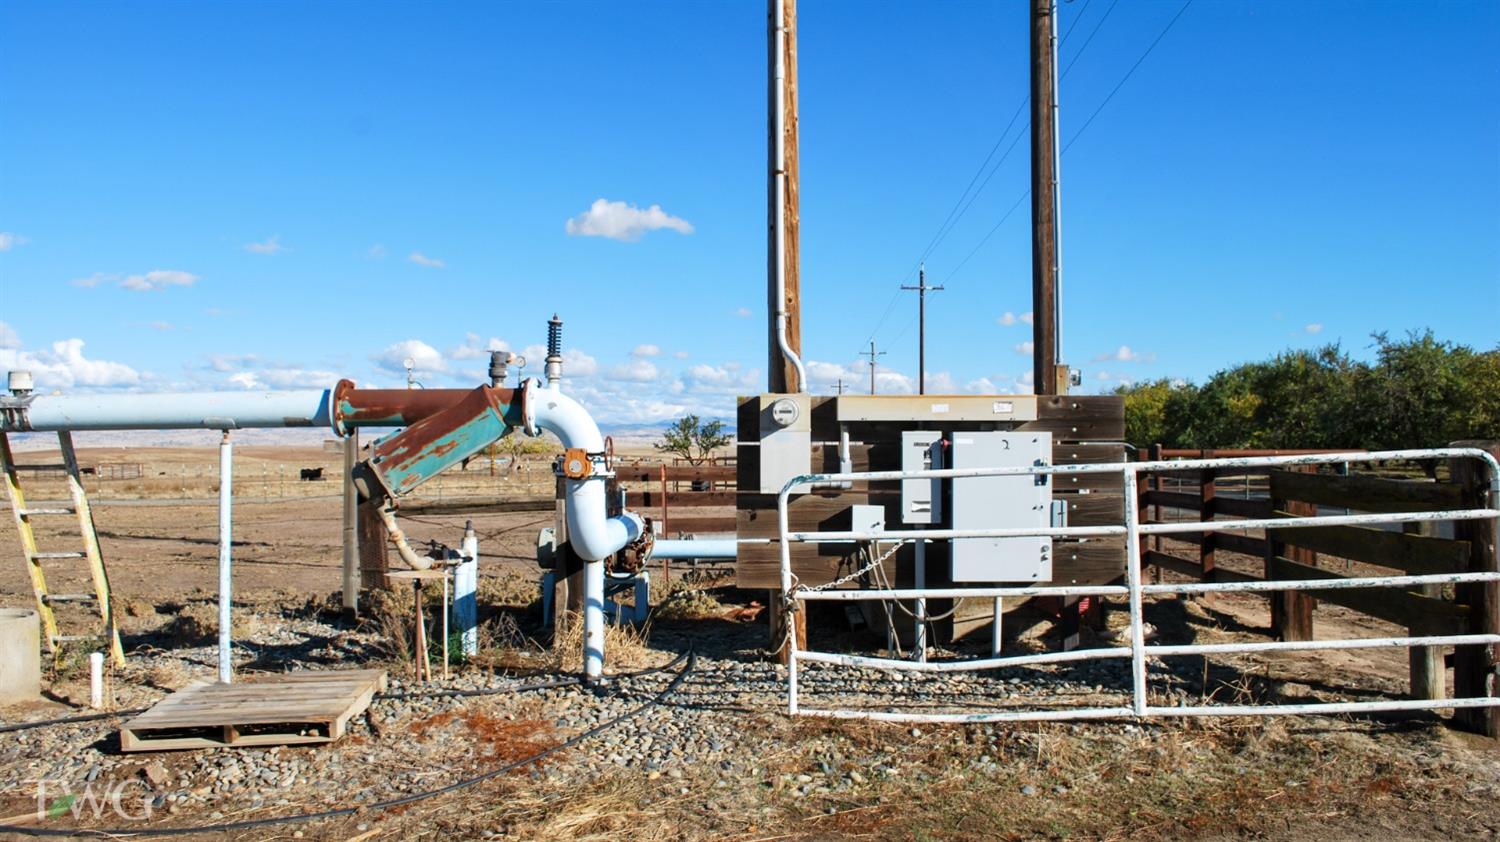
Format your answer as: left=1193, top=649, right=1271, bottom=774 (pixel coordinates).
left=654, top=415, right=732, bottom=465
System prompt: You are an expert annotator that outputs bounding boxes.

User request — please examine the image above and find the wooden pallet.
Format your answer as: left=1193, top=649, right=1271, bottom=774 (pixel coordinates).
left=119, top=669, right=386, bottom=752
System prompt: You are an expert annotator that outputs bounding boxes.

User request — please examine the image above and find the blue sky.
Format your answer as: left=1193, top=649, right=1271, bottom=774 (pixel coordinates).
left=1, top=1, right=1496, bottom=426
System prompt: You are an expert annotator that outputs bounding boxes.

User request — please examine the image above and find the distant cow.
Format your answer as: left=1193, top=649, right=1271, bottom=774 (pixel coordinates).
left=299, top=467, right=325, bottom=481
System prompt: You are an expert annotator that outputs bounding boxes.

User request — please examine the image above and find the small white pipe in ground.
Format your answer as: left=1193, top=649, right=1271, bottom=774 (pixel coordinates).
left=218, top=431, right=233, bottom=684
left=89, top=652, right=104, bottom=709
left=456, top=521, right=478, bottom=658
left=525, top=379, right=645, bottom=681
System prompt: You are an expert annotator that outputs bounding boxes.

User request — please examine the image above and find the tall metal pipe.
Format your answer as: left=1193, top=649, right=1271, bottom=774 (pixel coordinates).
left=4, top=389, right=337, bottom=433
left=217, top=431, right=233, bottom=684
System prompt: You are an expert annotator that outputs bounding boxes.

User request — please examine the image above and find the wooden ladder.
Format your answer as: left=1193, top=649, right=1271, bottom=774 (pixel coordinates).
left=0, top=431, right=125, bottom=666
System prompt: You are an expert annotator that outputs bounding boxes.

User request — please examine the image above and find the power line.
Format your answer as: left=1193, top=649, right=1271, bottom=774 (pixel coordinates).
left=1060, top=0, right=1121, bottom=80
left=1063, top=0, right=1193, bottom=154
left=941, top=0, right=1194, bottom=284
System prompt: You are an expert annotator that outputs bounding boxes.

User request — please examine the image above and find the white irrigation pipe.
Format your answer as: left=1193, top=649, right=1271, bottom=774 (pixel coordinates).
left=777, top=447, right=1500, bottom=722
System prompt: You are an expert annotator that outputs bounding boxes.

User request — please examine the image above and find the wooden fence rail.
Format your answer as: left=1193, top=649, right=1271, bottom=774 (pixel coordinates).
left=1137, top=443, right=1498, bottom=736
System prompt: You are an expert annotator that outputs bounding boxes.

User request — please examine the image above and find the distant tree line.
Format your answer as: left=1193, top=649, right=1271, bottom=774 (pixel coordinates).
left=1116, top=331, right=1500, bottom=451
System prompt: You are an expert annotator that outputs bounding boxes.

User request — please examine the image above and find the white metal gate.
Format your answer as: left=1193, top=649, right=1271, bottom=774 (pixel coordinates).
left=776, top=448, right=1500, bottom=723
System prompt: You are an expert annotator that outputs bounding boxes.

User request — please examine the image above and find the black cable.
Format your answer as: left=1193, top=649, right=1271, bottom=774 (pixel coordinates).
left=0, top=649, right=696, bottom=838
left=0, top=708, right=147, bottom=735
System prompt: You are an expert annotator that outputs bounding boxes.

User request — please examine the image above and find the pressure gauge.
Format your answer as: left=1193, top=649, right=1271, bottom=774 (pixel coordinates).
left=770, top=397, right=800, bottom=428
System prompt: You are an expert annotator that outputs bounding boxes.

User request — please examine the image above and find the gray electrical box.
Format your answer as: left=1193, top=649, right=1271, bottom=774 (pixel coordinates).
left=949, top=431, right=1053, bottom=582
left=757, top=394, right=811, bottom=494
left=900, top=431, right=943, bottom=524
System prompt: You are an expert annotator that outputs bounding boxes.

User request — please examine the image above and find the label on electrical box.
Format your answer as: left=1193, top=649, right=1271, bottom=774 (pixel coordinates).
left=930, top=403, right=949, bottom=414
left=993, top=401, right=1014, bottom=414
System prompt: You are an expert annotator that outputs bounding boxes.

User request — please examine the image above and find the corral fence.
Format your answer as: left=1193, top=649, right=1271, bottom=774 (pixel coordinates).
left=776, top=445, right=1500, bottom=735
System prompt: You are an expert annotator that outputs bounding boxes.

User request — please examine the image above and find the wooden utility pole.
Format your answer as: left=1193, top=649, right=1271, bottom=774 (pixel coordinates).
left=861, top=341, right=886, bottom=394
left=767, top=0, right=802, bottom=393
left=901, top=265, right=944, bottom=394
left=1030, top=0, right=1064, bottom=395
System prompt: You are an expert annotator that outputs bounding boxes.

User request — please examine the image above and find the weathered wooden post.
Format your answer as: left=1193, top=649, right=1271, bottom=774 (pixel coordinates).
left=1265, top=467, right=1316, bottom=641
left=1451, top=441, right=1499, bottom=738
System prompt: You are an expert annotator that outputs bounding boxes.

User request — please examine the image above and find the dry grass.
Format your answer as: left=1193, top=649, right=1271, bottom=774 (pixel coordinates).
left=552, top=613, right=666, bottom=673
left=652, top=579, right=726, bottom=620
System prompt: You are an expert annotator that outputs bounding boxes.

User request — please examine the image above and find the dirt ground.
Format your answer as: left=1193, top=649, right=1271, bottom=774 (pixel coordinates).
left=1, top=447, right=1497, bottom=840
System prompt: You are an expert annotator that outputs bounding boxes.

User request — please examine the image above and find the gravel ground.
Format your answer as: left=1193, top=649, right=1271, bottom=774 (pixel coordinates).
left=3, top=595, right=1499, bottom=841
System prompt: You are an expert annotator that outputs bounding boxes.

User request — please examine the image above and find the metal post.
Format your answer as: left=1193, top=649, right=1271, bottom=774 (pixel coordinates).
left=913, top=540, right=927, bottom=662
left=991, top=597, right=1003, bottom=658
left=1122, top=469, right=1146, bottom=715
left=457, top=520, right=478, bottom=657
left=217, top=431, right=233, bottom=684
left=341, top=430, right=359, bottom=615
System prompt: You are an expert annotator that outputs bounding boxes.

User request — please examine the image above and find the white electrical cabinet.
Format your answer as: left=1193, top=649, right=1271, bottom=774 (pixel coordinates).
left=949, top=431, right=1053, bottom=582
left=900, top=431, right=943, bottom=524
left=756, top=394, right=811, bottom=494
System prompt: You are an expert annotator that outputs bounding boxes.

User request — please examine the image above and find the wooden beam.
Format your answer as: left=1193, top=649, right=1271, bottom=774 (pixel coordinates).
left=613, top=464, right=737, bottom=483
left=1450, top=441, right=1499, bottom=738
left=767, top=0, right=801, bottom=393
left=1270, top=557, right=1467, bottom=635
left=1268, top=469, right=1465, bottom=514
left=626, top=490, right=737, bottom=508
left=1030, top=0, right=1058, bottom=394
left=1268, top=519, right=1470, bottom=576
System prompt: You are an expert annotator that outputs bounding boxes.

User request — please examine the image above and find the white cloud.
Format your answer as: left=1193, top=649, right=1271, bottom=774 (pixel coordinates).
left=368, top=244, right=387, bottom=259
left=120, top=269, right=199, bottom=292
left=0, top=232, right=26, bottom=251
left=449, top=333, right=509, bottom=360
left=1014, top=341, right=1034, bottom=355
left=631, top=343, right=661, bottom=358
left=0, top=322, right=19, bottom=349
left=564, top=198, right=693, bottom=242
left=609, top=359, right=660, bottom=382
left=244, top=235, right=284, bottom=255
left=1304, top=323, right=1323, bottom=334
left=680, top=362, right=759, bottom=393
left=149, top=321, right=173, bottom=331
left=734, top=307, right=752, bottom=318
left=1019, top=370, right=1035, bottom=387
left=520, top=344, right=599, bottom=378
left=997, top=311, right=1034, bottom=327
left=964, top=376, right=1001, bottom=393
left=1020, top=311, right=1034, bottom=326
left=71, top=272, right=115, bottom=288
left=0, top=338, right=141, bottom=389
left=409, top=252, right=445, bottom=268
left=371, top=339, right=449, bottom=375
left=207, top=353, right=257, bottom=372
left=1091, top=345, right=1154, bottom=363
left=672, top=350, right=689, bottom=360
left=226, top=367, right=341, bottom=390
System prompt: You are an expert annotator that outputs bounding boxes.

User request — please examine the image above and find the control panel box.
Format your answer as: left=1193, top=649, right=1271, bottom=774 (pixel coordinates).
left=949, top=431, right=1053, bottom=582
left=756, top=393, right=811, bottom=494
left=900, top=431, right=944, bottom=524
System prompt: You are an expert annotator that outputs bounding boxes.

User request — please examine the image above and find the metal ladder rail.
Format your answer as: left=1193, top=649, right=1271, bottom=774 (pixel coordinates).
left=0, top=431, right=125, bottom=665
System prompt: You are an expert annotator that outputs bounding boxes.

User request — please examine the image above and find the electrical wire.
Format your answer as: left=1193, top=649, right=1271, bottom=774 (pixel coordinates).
left=1062, top=0, right=1193, bottom=154
left=939, top=0, right=1194, bottom=284
left=0, top=649, right=696, bottom=838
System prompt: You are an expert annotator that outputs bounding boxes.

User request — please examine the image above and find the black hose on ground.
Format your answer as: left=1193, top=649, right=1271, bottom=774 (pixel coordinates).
left=0, top=648, right=696, bottom=838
